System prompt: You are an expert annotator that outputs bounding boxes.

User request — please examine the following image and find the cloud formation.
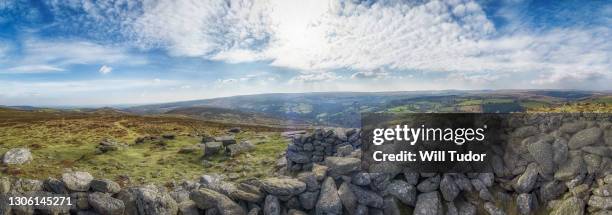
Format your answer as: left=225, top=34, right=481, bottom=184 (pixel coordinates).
left=99, top=65, right=113, bottom=74
left=2, top=65, right=65, bottom=74
left=50, top=0, right=609, bottom=87
left=1, top=39, right=145, bottom=73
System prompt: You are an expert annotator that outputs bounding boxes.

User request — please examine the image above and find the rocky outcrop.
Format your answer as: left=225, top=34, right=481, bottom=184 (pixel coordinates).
left=2, top=148, right=32, bottom=165
left=225, top=140, right=255, bottom=156
left=62, top=171, right=93, bottom=192
left=88, top=192, right=125, bottom=215
left=285, top=128, right=361, bottom=172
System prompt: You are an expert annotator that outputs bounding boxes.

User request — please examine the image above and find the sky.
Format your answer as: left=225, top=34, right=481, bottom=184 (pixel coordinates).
left=0, top=0, right=611, bottom=106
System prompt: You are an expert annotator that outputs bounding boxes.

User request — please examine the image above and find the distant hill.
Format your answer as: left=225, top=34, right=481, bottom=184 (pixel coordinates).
left=126, top=91, right=472, bottom=127
left=164, top=106, right=308, bottom=127
left=125, top=90, right=611, bottom=127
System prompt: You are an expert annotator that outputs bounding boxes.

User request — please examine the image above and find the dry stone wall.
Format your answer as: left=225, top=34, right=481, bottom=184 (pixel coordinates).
left=0, top=114, right=611, bottom=215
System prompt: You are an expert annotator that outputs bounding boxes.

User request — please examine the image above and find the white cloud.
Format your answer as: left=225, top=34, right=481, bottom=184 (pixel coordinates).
left=351, top=69, right=390, bottom=80
left=1, top=65, right=65, bottom=74
left=88, top=0, right=607, bottom=83
left=289, top=72, right=341, bottom=83
left=0, top=79, right=178, bottom=97
left=25, top=0, right=609, bottom=89
left=3, top=39, right=146, bottom=74
left=98, top=65, right=113, bottom=74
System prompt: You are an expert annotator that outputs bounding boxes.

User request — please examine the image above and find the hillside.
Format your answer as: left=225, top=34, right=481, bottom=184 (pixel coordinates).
left=164, top=106, right=308, bottom=128
left=0, top=107, right=289, bottom=184
left=126, top=90, right=612, bottom=127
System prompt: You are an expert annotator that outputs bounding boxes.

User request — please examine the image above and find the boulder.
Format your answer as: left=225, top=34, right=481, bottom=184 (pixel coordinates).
left=606, top=175, right=612, bottom=184
left=204, top=142, right=223, bottom=157
left=88, top=192, right=125, bottom=215
left=528, top=140, right=554, bottom=175
left=215, top=136, right=237, bottom=146
left=355, top=204, right=369, bottom=215
left=335, top=145, right=353, bottom=157
left=201, top=135, right=216, bottom=143
left=414, top=192, right=442, bottom=215
left=592, top=210, right=612, bottom=215
left=484, top=202, right=506, bottom=215
left=297, top=172, right=320, bottom=192
left=190, top=188, right=245, bottom=215
left=338, top=182, right=357, bottom=214
left=403, top=171, right=420, bottom=185
left=478, top=173, right=494, bottom=187
left=225, top=141, right=255, bottom=156
left=352, top=172, right=371, bottom=186
left=417, top=174, right=440, bottom=193
left=552, top=138, right=569, bottom=166
left=43, top=177, right=68, bottom=194
left=116, top=188, right=138, bottom=215
left=299, top=191, right=319, bottom=210
left=161, top=133, right=176, bottom=139
left=456, top=200, right=477, bottom=215
left=199, top=174, right=237, bottom=197
left=555, top=151, right=586, bottom=181
left=315, top=177, right=341, bottom=215
left=514, top=163, right=539, bottom=193
left=231, top=184, right=264, bottom=203
left=585, top=154, right=602, bottom=174
left=90, top=179, right=121, bottom=194
left=440, top=174, right=460, bottom=202
left=62, top=171, right=93, bottom=192
left=178, top=200, right=200, bottom=215
left=0, top=177, right=10, bottom=194
left=383, top=197, right=402, bottom=215
left=324, top=156, right=360, bottom=176
left=560, top=122, right=587, bottom=134
left=594, top=184, right=612, bottom=197
left=539, top=180, right=567, bottom=202
left=349, top=184, right=383, bottom=208
left=97, top=139, right=125, bottom=153
left=170, top=189, right=190, bottom=203
left=264, top=195, right=281, bottom=215
left=260, top=178, right=306, bottom=196
left=582, top=146, right=612, bottom=157
left=228, top=127, right=241, bottom=133
left=2, top=148, right=32, bottom=165
left=516, top=193, right=536, bottom=215
left=134, top=185, right=179, bottom=215
left=551, top=197, right=584, bottom=215
left=454, top=174, right=473, bottom=192
left=287, top=209, right=308, bottom=215
left=446, top=201, right=458, bottom=215
left=568, top=127, right=603, bottom=149
left=312, top=164, right=328, bottom=181
left=589, top=196, right=612, bottom=210
left=286, top=150, right=311, bottom=164
left=385, top=180, right=416, bottom=206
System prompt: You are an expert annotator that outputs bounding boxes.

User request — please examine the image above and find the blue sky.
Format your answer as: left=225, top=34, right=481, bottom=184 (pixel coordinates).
left=0, top=0, right=610, bottom=106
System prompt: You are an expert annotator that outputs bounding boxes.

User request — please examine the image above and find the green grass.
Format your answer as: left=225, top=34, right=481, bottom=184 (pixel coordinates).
left=520, top=100, right=551, bottom=109
left=528, top=102, right=612, bottom=113
left=458, top=98, right=514, bottom=106
left=589, top=96, right=612, bottom=104
left=0, top=108, right=287, bottom=185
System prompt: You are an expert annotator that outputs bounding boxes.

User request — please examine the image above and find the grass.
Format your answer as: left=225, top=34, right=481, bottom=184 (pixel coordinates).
left=0, top=108, right=287, bottom=185
left=528, top=102, right=612, bottom=113
left=457, top=98, right=514, bottom=106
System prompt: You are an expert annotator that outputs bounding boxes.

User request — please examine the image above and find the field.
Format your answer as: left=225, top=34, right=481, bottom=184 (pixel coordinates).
left=2, top=90, right=611, bottom=186
left=0, top=108, right=288, bottom=185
